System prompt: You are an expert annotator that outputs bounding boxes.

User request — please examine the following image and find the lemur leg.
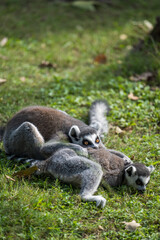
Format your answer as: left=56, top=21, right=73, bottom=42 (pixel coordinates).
left=79, top=162, right=106, bottom=208
left=35, top=149, right=106, bottom=208
left=41, top=141, right=88, bottom=158
left=4, top=122, right=44, bottom=159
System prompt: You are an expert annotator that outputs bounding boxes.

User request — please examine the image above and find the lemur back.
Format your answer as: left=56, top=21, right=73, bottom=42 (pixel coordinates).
left=2, top=106, right=100, bottom=158
left=4, top=106, right=94, bottom=141
left=87, top=147, right=154, bottom=191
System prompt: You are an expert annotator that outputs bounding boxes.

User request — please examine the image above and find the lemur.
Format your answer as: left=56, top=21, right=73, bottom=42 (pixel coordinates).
left=1, top=100, right=129, bottom=161
left=4, top=101, right=154, bottom=207
left=13, top=135, right=154, bottom=208
left=0, top=104, right=106, bottom=159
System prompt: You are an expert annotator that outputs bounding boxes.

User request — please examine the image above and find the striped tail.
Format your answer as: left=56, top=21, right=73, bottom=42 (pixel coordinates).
left=89, top=100, right=110, bottom=136
left=7, top=154, right=39, bottom=167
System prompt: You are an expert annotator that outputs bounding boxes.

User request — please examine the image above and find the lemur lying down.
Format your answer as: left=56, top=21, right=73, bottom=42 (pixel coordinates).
left=16, top=140, right=154, bottom=208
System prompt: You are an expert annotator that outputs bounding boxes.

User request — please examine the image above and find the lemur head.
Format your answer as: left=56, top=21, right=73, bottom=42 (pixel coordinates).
left=124, top=163, right=155, bottom=192
left=68, top=125, right=100, bottom=149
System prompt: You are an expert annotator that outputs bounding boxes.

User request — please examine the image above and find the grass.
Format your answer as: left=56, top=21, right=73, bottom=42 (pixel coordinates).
left=0, top=0, right=160, bottom=239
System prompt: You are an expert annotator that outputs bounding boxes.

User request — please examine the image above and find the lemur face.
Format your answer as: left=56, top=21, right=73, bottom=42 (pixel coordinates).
left=68, top=125, right=100, bottom=149
left=125, top=163, right=155, bottom=192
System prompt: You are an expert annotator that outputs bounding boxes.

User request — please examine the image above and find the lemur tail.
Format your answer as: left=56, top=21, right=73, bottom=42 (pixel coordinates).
left=0, top=126, right=5, bottom=141
left=89, top=100, right=110, bottom=136
left=7, top=154, right=39, bottom=167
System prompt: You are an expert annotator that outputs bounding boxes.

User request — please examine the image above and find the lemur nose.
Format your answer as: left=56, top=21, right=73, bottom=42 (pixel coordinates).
left=138, top=189, right=145, bottom=194
left=93, top=145, right=98, bottom=149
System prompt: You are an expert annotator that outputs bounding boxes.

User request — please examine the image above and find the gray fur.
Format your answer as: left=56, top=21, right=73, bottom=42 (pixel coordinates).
left=13, top=142, right=154, bottom=208
left=25, top=144, right=106, bottom=208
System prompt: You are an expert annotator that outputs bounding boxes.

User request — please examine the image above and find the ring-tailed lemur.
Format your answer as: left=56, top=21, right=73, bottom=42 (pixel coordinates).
left=1, top=100, right=129, bottom=162
left=88, top=100, right=154, bottom=192
left=12, top=140, right=154, bottom=209
left=0, top=103, right=109, bottom=159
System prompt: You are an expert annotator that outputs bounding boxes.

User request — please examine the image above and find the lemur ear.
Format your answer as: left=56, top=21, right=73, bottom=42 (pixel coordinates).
left=68, top=125, right=80, bottom=141
left=147, top=165, right=155, bottom=174
left=125, top=165, right=136, bottom=177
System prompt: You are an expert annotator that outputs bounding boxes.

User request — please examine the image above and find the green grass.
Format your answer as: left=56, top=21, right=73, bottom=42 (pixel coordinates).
left=0, top=0, right=160, bottom=239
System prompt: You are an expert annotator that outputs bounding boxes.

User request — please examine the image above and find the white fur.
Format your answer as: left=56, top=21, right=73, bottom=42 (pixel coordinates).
left=89, top=101, right=109, bottom=135
left=82, top=133, right=99, bottom=148
left=147, top=165, right=155, bottom=173
left=68, top=125, right=80, bottom=142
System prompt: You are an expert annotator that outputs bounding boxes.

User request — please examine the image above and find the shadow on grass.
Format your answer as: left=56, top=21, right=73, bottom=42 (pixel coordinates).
left=0, top=0, right=160, bottom=39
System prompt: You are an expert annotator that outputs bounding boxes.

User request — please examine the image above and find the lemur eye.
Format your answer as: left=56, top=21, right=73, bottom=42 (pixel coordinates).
left=83, top=140, right=89, bottom=146
left=136, top=179, right=143, bottom=186
left=95, top=137, right=100, bottom=143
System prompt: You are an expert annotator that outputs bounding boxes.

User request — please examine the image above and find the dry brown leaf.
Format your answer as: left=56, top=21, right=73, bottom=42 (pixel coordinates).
left=13, top=166, right=38, bottom=178
left=0, top=78, right=7, bottom=84
left=128, top=92, right=139, bottom=101
left=5, top=175, right=16, bottom=182
left=0, top=37, right=8, bottom=47
left=39, top=60, right=57, bottom=69
left=0, top=54, right=8, bottom=60
left=123, top=220, right=141, bottom=232
left=123, top=126, right=133, bottom=133
left=129, top=72, right=154, bottom=82
left=94, top=54, right=107, bottom=64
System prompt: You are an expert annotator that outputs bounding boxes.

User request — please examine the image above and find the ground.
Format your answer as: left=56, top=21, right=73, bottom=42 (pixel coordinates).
left=0, top=0, right=160, bottom=239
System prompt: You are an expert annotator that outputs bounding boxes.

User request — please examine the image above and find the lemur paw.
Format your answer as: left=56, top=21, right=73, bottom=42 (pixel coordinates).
left=73, top=145, right=88, bottom=157
left=95, top=196, right=106, bottom=208
left=123, top=157, right=133, bottom=165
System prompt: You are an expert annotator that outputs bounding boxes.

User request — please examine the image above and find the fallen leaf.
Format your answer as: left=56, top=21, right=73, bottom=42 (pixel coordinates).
left=0, top=54, right=8, bottom=60
left=129, top=72, right=154, bottom=82
left=128, top=92, right=139, bottom=101
left=122, top=220, right=141, bottom=232
left=117, top=60, right=122, bottom=64
left=123, top=126, right=133, bottom=133
left=0, top=78, right=7, bottom=84
left=39, top=60, right=57, bottom=69
left=72, top=1, right=97, bottom=12
left=126, top=45, right=132, bottom=50
left=115, top=126, right=125, bottom=137
left=0, top=37, right=8, bottom=47
left=13, top=166, right=38, bottom=178
left=41, top=43, right=46, bottom=48
left=94, top=54, right=107, bottom=64
left=5, top=175, right=16, bottom=182
left=120, top=34, right=128, bottom=40
left=98, top=225, right=104, bottom=231
left=20, top=77, right=26, bottom=82
left=109, top=125, right=125, bottom=136
left=144, top=20, right=153, bottom=30
left=115, top=126, right=123, bottom=134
